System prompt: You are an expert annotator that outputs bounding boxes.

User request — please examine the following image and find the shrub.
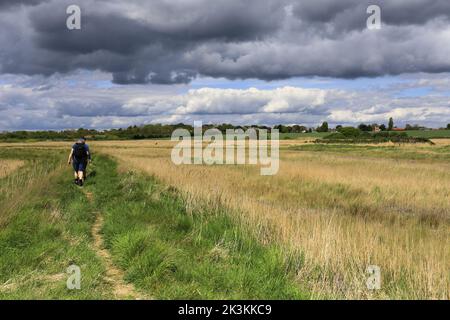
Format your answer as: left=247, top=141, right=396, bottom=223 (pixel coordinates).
left=323, top=132, right=345, bottom=139
left=336, top=127, right=361, bottom=138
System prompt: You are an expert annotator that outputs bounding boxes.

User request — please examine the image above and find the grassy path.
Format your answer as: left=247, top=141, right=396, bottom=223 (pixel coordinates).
left=0, top=149, right=112, bottom=299
left=0, top=149, right=307, bottom=299
left=86, top=191, right=147, bottom=300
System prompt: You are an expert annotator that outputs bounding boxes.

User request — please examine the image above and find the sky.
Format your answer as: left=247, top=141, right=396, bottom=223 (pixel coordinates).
left=0, top=0, right=449, bottom=130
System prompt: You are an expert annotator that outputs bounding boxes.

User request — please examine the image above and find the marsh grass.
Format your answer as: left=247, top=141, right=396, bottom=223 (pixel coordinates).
left=93, top=139, right=450, bottom=299
left=0, top=159, right=24, bottom=178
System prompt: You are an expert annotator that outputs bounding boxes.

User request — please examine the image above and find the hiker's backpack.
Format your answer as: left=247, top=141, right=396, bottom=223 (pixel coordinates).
left=73, top=143, right=87, bottom=160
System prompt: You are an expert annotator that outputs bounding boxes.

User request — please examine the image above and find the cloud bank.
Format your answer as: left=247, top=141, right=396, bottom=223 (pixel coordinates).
left=1, top=72, right=449, bottom=130
left=1, top=0, right=450, bottom=84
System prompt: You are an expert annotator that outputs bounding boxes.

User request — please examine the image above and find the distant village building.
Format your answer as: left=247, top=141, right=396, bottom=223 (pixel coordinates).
left=392, top=127, right=406, bottom=131
left=372, top=125, right=381, bottom=132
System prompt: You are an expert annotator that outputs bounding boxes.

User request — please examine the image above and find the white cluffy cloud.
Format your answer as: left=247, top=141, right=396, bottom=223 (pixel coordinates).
left=1, top=72, right=449, bottom=131
left=174, top=87, right=326, bottom=114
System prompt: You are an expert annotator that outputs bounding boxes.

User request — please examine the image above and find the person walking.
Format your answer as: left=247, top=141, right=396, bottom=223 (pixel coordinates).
left=67, top=138, right=91, bottom=186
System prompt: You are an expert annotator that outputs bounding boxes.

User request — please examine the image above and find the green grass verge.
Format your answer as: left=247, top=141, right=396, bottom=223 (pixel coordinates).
left=0, top=148, right=112, bottom=299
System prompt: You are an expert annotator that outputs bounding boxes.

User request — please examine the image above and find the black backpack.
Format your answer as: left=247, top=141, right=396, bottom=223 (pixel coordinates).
left=73, top=143, right=87, bottom=160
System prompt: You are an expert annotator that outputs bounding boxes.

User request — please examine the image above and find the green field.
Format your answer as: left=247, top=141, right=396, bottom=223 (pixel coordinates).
left=279, top=132, right=330, bottom=139
left=404, top=129, right=450, bottom=138
left=280, top=130, right=450, bottom=140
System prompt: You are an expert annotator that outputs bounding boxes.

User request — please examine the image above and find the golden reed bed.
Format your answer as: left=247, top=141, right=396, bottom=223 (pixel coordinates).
left=0, top=159, right=25, bottom=178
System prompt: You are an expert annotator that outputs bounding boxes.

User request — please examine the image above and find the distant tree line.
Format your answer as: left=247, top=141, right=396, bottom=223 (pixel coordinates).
left=314, top=118, right=449, bottom=133
left=0, top=124, right=272, bottom=141
left=0, top=119, right=448, bottom=141
left=273, top=125, right=311, bottom=133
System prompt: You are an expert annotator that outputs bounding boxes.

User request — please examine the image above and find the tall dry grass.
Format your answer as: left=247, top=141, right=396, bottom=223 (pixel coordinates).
left=0, top=160, right=25, bottom=178
left=90, top=139, right=449, bottom=299
left=0, top=153, right=65, bottom=227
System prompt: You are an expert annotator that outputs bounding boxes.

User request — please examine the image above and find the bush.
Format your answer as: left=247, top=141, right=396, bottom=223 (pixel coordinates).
left=373, top=131, right=407, bottom=138
left=336, top=127, right=361, bottom=138
left=321, top=128, right=431, bottom=144
left=324, top=132, right=345, bottom=139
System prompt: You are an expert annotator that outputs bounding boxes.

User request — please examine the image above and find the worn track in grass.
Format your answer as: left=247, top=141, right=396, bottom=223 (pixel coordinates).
left=85, top=190, right=148, bottom=300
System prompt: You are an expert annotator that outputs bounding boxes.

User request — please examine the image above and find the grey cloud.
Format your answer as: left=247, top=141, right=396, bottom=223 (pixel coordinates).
left=1, top=0, right=450, bottom=84
left=54, top=100, right=124, bottom=117
left=32, top=12, right=155, bottom=55
left=20, top=0, right=284, bottom=83
left=0, top=0, right=49, bottom=9
left=292, top=0, right=450, bottom=34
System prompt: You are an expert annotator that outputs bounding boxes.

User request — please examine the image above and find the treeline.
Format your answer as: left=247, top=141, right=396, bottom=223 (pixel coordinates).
left=1, top=120, right=449, bottom=141
left=273, top=124, right=311, bottom=133
left=317, top=120, right=449, bottom=133
left=0, top=123, right=272, bottom=141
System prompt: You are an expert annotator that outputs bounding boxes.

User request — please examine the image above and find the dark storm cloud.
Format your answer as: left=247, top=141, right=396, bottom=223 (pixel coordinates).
left=292, top=0, right=450, bottom=35
left=14, top=0, right=285, bottom=84
left=0, top=0, right=49, bottom=9
left=1, top=0, right=450, bottom=83
left=293, top=0, right=450, bottom=26
left=32, top=12, right=155, bottom=55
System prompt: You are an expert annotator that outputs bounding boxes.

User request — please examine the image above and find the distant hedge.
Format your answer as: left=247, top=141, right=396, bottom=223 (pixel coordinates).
left=319, top=130, right=433, bottom=144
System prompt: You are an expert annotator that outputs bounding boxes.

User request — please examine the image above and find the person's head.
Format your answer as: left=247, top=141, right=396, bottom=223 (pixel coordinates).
left=77, top=138, right=84, bottom=144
